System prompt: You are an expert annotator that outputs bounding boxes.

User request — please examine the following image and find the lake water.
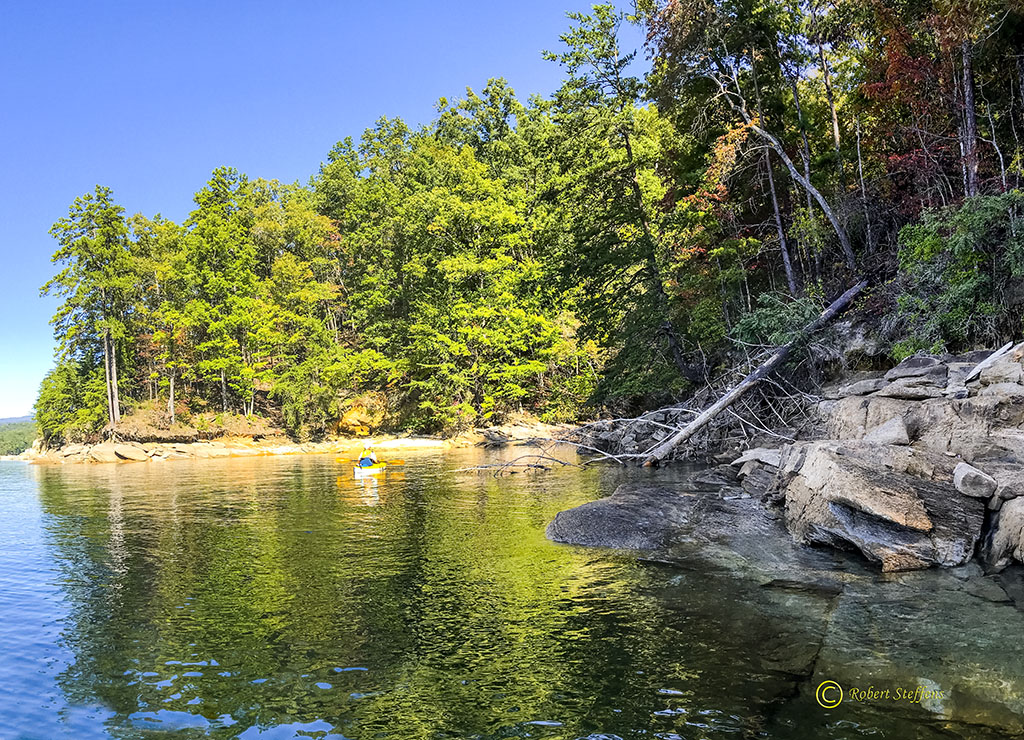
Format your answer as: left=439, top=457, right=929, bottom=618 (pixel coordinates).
left=1, top=450, right=1021, bottom=739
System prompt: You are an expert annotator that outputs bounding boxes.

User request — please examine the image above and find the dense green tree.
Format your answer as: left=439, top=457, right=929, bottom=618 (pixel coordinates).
left=43, top=186, right=136, bottom=429
left=36, top=2, right=1024, bottom=446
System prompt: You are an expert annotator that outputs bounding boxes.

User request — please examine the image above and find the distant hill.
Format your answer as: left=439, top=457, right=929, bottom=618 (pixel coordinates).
left=0, top=415, right=32, bottom=426
left=0, top=418, right=34, bottom=455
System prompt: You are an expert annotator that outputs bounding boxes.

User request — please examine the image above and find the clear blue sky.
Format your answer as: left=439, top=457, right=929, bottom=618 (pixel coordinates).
left=0, top=1, right=643, bottom=418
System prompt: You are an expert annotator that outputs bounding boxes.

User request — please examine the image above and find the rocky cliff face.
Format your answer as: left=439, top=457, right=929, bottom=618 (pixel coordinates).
left=794, top=349, right=1024, bottom=572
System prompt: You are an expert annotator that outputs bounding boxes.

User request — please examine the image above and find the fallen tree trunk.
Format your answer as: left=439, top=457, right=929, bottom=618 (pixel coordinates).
left=642, top=280, right=868, bottom=467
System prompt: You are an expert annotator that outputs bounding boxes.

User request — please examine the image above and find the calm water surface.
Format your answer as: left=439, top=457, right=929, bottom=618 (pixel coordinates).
left=0, top=450, right=1016, bottom=739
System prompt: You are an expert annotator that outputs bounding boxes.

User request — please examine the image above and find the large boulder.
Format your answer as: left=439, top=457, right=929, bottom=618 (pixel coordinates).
left=113, top=443, right=149, bottom=462
left=874, top=376, right=946, bottom=400
left=838, top=377, right=889, bottom=397
left=87, top=442, right=120, bottom=463
left=978, top=382, right=1024, bottom=398
left=978, top=359, right=1024, bottom=386
left=546, top=484, right=692, bottom=550
left=779, top=442, right=985, bottom=571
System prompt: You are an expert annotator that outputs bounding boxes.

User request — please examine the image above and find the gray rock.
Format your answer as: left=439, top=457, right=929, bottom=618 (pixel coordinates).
left=962, top=576, right=1012, bottom=602
left=874, top=376, right=946, bottom=400
left=884, top=355, right=948, bottom=382
left=943, top=384, right=969, bottom=399
left=953, top=462, right=998, bottom=499
left=731, top=447, right=782, bottom=468
left=741, top=465, right=776, bottom=496
left=978, top=382, right=1024, bottom=397
left=990, top=467, right=1024, bottom=500
left=985, top=498, right=1024, bottom=569
left=546, top=484, right=692, bottom=550
left=838, top=378, right=890, bottom=397
left=979, top=360, right=1024, bottom=386
left=952, top=349, right=996, bottom=364
left=862, top=417, right=910, bottom=446
left=780, top=442, right=985, bottom=571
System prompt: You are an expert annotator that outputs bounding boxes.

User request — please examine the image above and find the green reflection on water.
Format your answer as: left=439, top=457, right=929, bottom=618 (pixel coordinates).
left=35, top=452, right=700, bottom=738
left=20, top=450, right=1021, bottom=739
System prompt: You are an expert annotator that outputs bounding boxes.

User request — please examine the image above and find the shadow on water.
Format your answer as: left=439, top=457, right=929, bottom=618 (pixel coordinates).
left=0, top=450, right=1022, bottom=739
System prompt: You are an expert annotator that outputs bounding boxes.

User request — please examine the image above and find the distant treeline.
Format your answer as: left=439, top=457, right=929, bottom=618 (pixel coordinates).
left=0, top=421, right=35, bottom=455
left=37, top=2, right=1024, bottom=445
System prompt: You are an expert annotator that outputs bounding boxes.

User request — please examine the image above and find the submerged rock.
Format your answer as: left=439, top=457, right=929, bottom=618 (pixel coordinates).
left=547, top=476, right=846, bottom=585
left=546, top=484, right=691, bottom=550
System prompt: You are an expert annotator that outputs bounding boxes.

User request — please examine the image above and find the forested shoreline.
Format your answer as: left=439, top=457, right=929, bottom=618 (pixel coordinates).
left=35, top=1, right=1024, bottom=446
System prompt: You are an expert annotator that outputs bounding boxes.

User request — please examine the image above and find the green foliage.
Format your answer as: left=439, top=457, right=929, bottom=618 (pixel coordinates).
left=44, top=0, right=1023, bottom=439
left=35, top=361, right=108, bottom=445
left=733, top=294, right=821, bottom=347
left=891, top=192, right=1024, bottom=354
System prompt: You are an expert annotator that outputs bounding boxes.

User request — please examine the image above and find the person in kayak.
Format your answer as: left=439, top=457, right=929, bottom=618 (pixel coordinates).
left=358, top=444, right=378, bottom=468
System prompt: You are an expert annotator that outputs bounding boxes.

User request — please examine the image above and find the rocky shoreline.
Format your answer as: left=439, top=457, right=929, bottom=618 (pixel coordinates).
left=552, top=347, right=1024, bottom=574
left=1, top=423, right=568, bottom=465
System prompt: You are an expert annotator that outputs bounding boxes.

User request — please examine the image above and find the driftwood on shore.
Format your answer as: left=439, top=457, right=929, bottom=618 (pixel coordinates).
left=641, top=280, right=869, bottom=466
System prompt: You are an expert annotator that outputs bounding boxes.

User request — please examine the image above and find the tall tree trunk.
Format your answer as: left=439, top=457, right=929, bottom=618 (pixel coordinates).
left=785, top=68, right=815, bottom=213
left=818, top=42, right=845, bottom=188
left=220, top=368, right=228, bottom=414
left=111, top=337, right=121, bottom=424
left=963, top=40, right=979, bottom=197
left=103, top=330, right=115, bottom=426
left=751, top=52, right=798, bottom=295
left=856, top=117, right=874, bottom=252
left=985, top=102, right=1008, bottom=191
left=168, top=370, right=175, bottom=425
left=766, top=156, right=798, bottom=295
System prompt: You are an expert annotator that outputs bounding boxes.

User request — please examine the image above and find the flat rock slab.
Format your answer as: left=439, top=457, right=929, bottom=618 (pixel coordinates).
left=839, top=377, right=890, bottom=397
left=731, top=447, right=782, bottom=467
left=884, top=355, right=948, bottom=381
left=546, top=484, right=692, bottom=550
left=113, top=444, right=149, bottom=462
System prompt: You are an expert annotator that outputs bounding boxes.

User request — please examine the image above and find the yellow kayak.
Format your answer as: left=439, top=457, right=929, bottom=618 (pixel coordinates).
left=352, top=462, right=387, bottom=476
